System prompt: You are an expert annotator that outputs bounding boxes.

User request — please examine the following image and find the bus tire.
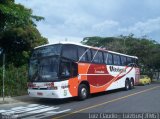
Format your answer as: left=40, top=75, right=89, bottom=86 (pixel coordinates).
left=78, top=84, right=88, bottom=100
left=129, top=79, right=134, bottom=89
left=125, top=80, right=130, bottom=91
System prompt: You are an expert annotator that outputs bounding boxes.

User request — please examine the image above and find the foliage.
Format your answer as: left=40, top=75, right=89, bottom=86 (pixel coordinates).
left=0, top=0, right=44, bottom=31
left=0, top=0, right=48, bottom=97
left=0, top=26, right=48, bottom=66
left=82, top=35, right=160, bottom=79
left=0, top=64, right=28, bottom=96
left=0, top=0, right=48, bottom=66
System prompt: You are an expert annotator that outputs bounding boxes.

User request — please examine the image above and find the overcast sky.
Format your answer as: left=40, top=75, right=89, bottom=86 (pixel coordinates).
left=15, top=0, right=160, bottom=43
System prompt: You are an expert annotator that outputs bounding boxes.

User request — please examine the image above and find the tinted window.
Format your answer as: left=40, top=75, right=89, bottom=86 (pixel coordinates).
left=135, top=59, right=138, bottom=66
left=60, top=61, right=70, bottom=77
left=32, top=44, right=62, bottom=58
left=127, top=57, right=132, bottom=65
left=113, top=55, right=121, bottom=65
left=107, top=53, right=113, bottom=65
left=121, top=56, right=127, bottom=66
left=104, top=52, right=108, bottom=64
left=92, top=50, right=103, bottom=63
left=29, top=57, right=59, bottom=82
left=78, top=47, right=91, bottom=62
left=133, top=58, right=137, bottom=63
left=92, top=50, right=96, bottom=59
left=60, top=59, right=78, bottom=78
left=132, top=58, right=138, bottom=67
left=78, top=47, right=87, bottom=61
left=86, top=49, right=92, bottom=62
left=62, top=45, right=77, bottom=61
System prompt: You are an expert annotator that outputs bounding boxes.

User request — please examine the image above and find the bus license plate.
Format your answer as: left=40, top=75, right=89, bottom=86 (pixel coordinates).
left=37, top=92, right=43, bottom=96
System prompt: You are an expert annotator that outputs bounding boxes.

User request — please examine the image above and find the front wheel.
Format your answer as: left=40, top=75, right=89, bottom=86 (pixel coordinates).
left=78, top=84, right=88, bottom=100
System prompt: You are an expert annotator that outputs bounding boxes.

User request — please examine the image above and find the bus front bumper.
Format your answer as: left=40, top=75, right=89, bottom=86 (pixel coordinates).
left=28, top=89, right=69, bottom=99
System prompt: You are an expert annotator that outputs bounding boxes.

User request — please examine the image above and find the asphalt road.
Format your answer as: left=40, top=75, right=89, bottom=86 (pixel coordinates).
left=0, top=83, right=160, bottom=119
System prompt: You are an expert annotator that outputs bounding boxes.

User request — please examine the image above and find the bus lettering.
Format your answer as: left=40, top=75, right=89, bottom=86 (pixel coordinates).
left=109, top=66, right=126, bottom=72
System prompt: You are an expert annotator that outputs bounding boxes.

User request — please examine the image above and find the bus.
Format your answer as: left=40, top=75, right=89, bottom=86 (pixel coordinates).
left=28, top=42, right=140, bottom=100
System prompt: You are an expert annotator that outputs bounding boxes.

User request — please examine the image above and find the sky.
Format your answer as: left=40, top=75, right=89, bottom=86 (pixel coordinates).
left=15, top=0, right=160, bottom=43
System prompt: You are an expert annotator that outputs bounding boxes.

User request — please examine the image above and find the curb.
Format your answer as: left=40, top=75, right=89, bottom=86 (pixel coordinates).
left=0, top=95, right=34, bottom=104
left=0, top=97, right=21, bottom=104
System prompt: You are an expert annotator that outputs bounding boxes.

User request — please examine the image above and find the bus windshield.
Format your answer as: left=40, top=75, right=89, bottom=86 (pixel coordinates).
left=29, top=44, right=62, bottom=82
left=29, top=57, right=59, bottom=82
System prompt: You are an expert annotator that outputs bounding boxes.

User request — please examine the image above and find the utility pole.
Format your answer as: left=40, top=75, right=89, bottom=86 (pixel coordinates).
left=2, top=52, right=5, bottom=102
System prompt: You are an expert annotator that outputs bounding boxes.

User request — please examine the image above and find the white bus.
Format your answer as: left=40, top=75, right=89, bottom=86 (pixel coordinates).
left=28, top=42, right=140, bottom=100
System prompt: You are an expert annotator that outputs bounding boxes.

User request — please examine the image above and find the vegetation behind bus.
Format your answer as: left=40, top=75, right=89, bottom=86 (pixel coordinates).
left=0, top=64, right=28, bottom=96
left=0, top=1, right=48, bottom=97
left=82, top=34, right=160, bottom=80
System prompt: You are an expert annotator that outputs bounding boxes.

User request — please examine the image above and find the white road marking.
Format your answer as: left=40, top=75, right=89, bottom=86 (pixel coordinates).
left=2, top=105, right=49, bottom=114
left=21, top=107, right=59, bottom=118
left=27, top=104, right=40, bottom=107
left=0, top=110, right=5, bottom=113
left=22, top=109, right=71, bottom=119
left=47, top=109, right=71, bottom=114
left=0, top=104, right=71, bottom=119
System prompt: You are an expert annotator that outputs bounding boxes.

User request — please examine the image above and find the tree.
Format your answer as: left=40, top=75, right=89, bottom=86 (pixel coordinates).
left=0, top=0, right=48, bottom=66
left=0, top=0, right=44, bottom=31
left=0, top=26, right=48, bottom=66
left=82, top=35, right=160, bottom=79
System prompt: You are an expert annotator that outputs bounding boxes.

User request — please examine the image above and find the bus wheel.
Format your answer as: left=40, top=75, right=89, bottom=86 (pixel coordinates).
left=125, top=80, right=130, bottom=91
left=78, top=84, right=88, bottom=100
left=129, top=79, right=134, bottom=89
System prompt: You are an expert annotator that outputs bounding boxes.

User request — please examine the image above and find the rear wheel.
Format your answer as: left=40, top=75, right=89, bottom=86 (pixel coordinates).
left=78, top=84, right=88, bottom=100
left=129, top=79, right=134, bottom=89
left=125, top=80, right=130, bottom=91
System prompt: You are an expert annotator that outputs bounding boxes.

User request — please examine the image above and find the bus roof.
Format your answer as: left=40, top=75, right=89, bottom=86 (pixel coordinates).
left=34, top=42, right=138, bottom=59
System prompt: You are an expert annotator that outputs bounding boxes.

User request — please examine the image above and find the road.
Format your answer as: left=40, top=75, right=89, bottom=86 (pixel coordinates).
left=0, top=83, right=160, bottom=119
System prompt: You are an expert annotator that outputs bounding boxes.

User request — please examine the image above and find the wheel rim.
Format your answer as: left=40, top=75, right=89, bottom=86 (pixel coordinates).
left=131, top=81, right=133, bottom=87
left=81, top=88, right=87, bottom=98
left=126, top=83, right=129, bottom=89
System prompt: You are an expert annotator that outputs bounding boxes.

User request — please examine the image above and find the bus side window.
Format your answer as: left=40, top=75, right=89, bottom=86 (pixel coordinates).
left=60, top=61, right=71, bottom=77
left=127, top=57, right=132, bottom=66
left=131, top=58, right=135, bottom=66
left=62, top=45, right=78, bottom=61
left=113, top=55, right=121, bottom=65
left=135, top=59, right=138, bottom=66
left=86, top=49, right=92, bottom=62
left=107, top=53, right=113, bottom=65
left=97, top=51, right=103, bottom=63
left=91, top=49, right=96, bottom=61
left=71, top=62, right=78, bottom=77
left=60, top=59, right=78, bottom=78
left=132, top=58, right=138, bottom=67
left=92, top=50, right=103, bottom=63
left=104, top=52, right=108, bottom=64
left=121, top=56, right=127, bottom=66
left=78, top=47, right=87, bottom=62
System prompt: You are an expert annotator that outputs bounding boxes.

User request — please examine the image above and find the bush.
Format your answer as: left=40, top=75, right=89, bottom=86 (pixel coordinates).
left=0, top=64, right=28, bottom=97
